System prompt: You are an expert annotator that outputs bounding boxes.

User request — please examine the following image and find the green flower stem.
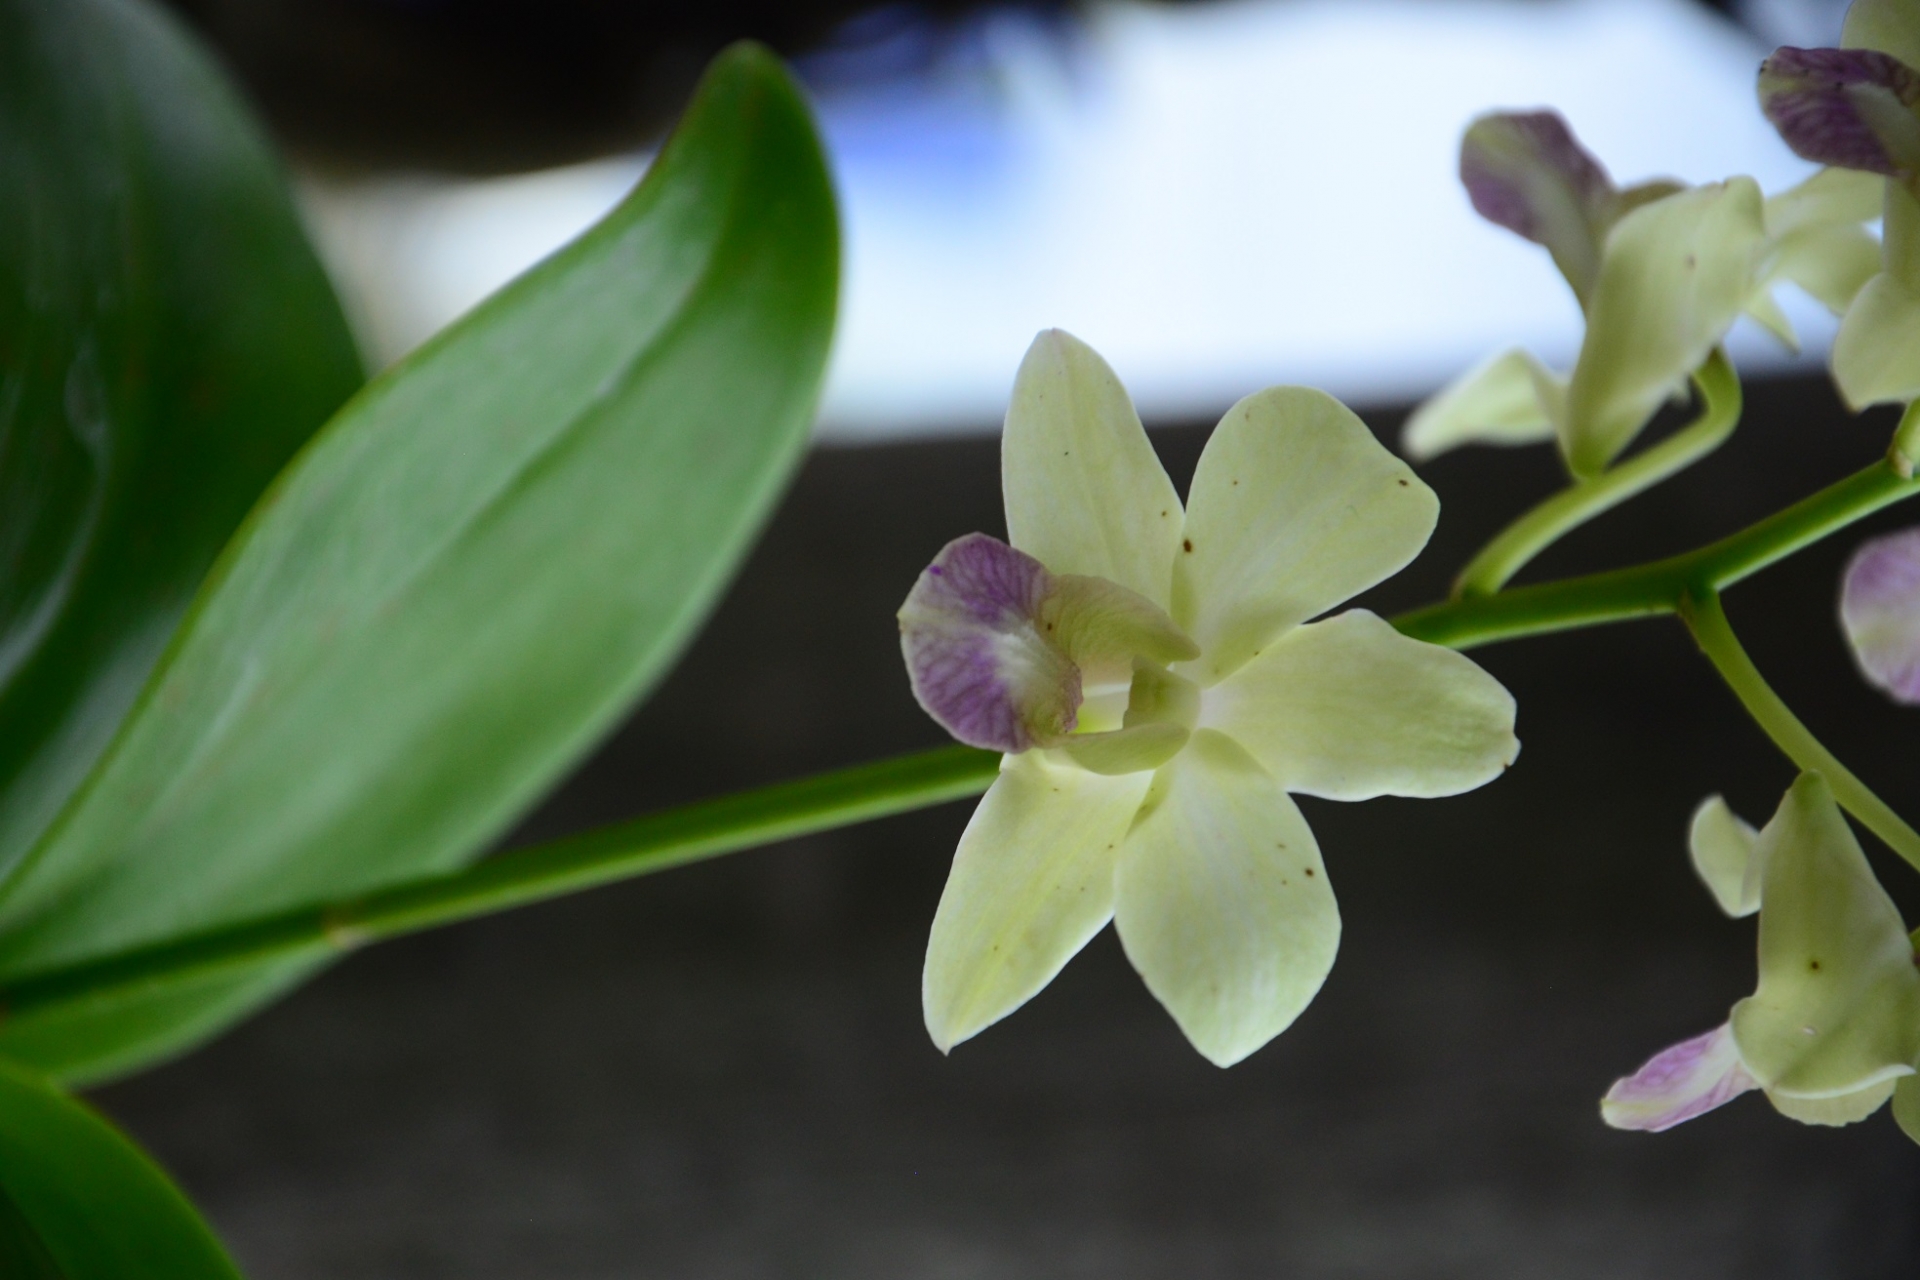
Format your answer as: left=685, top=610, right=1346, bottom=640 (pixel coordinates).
left=1398, top=454, right=1920, bottom=649
left=1681, top=590, right=1920, bottom=873
left=6, top=451, right=1920, bottom=1023
left=0, top=745, right=999, bottom=1021
left=1452, top=351, right=1741, bottom=599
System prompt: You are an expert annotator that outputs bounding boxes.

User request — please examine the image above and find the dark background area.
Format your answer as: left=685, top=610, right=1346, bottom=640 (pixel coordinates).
left=157, top=0, right=1763, bottom=173
left=160, top=0, right=1077, bottom=172
left=94, top=374, right=1920, bottom=1277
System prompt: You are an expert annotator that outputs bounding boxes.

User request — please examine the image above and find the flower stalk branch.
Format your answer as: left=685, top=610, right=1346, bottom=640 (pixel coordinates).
left=0, top=746, right=1000, bottom=1024
left=1681, top=589, right=1920, bottom=872
left=1452, top=351, right=1742, bottom=599
left=1399, top=453, right=1920, bottom=649
left=6, top=445, right=1919, bottom=1030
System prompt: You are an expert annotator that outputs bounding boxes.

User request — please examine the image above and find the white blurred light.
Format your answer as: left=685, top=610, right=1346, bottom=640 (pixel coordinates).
left=297, top=0, right=1837, bottom=442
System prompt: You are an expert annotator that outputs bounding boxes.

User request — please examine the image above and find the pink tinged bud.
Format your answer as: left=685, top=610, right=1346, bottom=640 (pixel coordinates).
left=898, top=533, right=1081, bottom=753
left=1460, top=110, right=1612, bottom=241
left=1759, top=46, right=1920, bottom=177
left=1602, top=1023, right=1759, bottom=1132
left=1841, top=525, right=1920, bottom=704
left=1459, top=110, right=1616, bottom=301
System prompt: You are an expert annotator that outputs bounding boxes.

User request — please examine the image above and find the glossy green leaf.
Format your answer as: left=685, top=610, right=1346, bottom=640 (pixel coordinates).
left=0, top=42, right=839, bottom=1081
left=0, top=0, right=363, bottom=881
left=0, top=1057, right=239, bottom=1278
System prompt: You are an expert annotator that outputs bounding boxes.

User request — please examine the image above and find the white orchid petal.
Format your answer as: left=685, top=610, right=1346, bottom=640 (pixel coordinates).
left=1175, top=388, right=1436, bottom=683
left=1402, top=348, right=1560, bottom=461
left=1761, top=169, right=1883, bottom=320
left=1730, top=773, right=1920, bottom=1098
left=1001, top=330, right=1183, bottom=609
left=1601, top=1023, right=1759, bottom=1132
left=923, top=751, right=1150, bottom=1052
left=1766, top=1077, right=1902, bottom=1126
left=1886, top=174, right=1920, bottom=289
left=1846, top=0, right=1920, bottom=73
left=1765, top=167, right=1886, bottom=236
left=1205, top=610, right=1517, bottom=801
left=1893, top=1075, right=1920, bottom=1146
left=1745, top=289, right=1800, bottom=350
left=1113, top=731, right=1340, bottom=1066
left=1766, top=223, right=1882, bottom=316
left=1565, top=179, right=1767, bottom=475
left=1832, top=272, right=1920, bottom=408
left=1689, top=795, right=1761, bottom=918
left=1832, top=179, right=1920, bottom=410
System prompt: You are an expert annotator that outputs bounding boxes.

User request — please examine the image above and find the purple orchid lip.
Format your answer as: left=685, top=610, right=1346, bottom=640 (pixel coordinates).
left=1458, top=110, right=1612, bottom=245
left=897, top=533, right=1080, bottom=753
left=1602, top=1024, right=1758, bottom=1132
left=1841, top=524, right=1920, bottom=704
left=1759, top=45, right=1920, bottom=176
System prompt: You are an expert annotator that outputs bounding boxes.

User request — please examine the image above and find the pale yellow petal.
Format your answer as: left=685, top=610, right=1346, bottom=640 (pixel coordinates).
left=923, top=751, right=1151, bottom=1051
left=1766, top=223, right=1882, bottom=316
left=1204, top=610, right=1518, bottom=801
left=1688, top=795, right=1760, bottom=918
left=1761, top=168, right=1882, bottom=321
left=1832, top=272, right=1920, bottom=408
left=1565, top=179, right=1766, bottom=475
left=1745, top=289, right=1800, bottom=350
left=1113, top=731, right=1340, bottom=1067
left=1764, top=167, right=1884, bottom=238
left=1885, top=176, right=1920, bottom=290
left=1402, top=349, right=1559, bottom=461
left=1845, top=0, right=1920, bottom=70
left=1730, top=773, right=1920, bottom=1099
left=1766, top=1078, right=1900, bottom=1126
left=1893, top=1074, right=1920, bottom=1146
left=1174, top=388, right=1436, bottom=684
left=1002, top=329, right=1182, bottom=609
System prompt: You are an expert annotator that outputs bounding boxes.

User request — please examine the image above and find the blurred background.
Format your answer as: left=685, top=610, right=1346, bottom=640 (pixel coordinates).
left=94, top=0, right=1920, bottom=1275
left=175, top=0, right=1849, bottom=438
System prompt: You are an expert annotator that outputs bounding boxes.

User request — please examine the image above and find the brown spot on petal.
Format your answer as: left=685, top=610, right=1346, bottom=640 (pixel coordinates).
left=1182, top=539, right=1193, bottom=553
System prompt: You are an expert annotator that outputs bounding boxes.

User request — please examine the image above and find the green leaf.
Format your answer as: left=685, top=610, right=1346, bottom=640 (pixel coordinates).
left=0, top=1057, right=240, bottom=1278
left=0, top=41, right=839, bottom=1083
left=0, top=0, right=364, bottom=880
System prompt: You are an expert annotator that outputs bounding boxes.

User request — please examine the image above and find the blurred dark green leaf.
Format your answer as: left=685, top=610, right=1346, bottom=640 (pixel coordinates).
left=0, top=41, right=840, bottom=1082
left=0, top=0, right=364, bottom=888
left=0, top=1057, right=240, bottom=1278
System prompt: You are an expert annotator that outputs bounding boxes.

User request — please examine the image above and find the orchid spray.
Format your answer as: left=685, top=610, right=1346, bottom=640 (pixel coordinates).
left=17, top=0, right=1920, bottom=1265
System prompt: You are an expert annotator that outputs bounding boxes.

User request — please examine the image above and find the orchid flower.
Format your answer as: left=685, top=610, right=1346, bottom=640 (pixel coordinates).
left=897, top=330, right=1519, bottom=1066
left=1603, top=773, right=1920, bottom=1136
left=1758, top=0, right=1920, bottom=408
left=1405, top=111, right=1878, bottom=472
